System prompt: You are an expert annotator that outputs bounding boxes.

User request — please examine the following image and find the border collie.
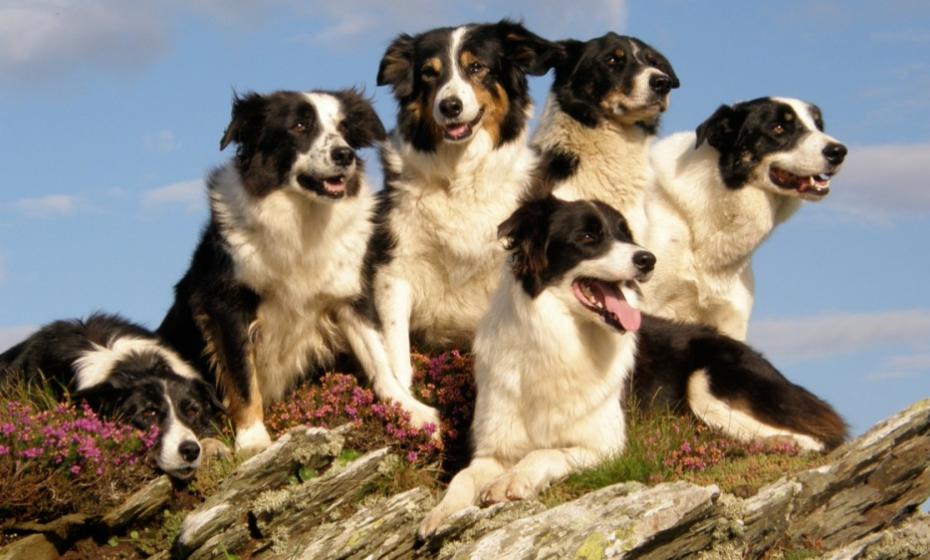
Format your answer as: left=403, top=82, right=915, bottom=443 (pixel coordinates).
left=418, top=196, right=846, bottom=537
left=158, top=89, right=430, bottom=455
left=644, top=97, right=847, bottom=339
left=372, top=20, right=562, bottom=412
left=531, top=33, right=678, bottom=240
left=0, top=313, right=222, bottom=479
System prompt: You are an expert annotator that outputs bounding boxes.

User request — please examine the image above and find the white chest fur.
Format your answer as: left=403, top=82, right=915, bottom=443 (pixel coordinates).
left=532, top=96, right=653, bottom=241
left=210, top=164, right=375, bottom=401
left=380, top=129, right=538, bottom=343
left=470, top=275, right=634, bottom=463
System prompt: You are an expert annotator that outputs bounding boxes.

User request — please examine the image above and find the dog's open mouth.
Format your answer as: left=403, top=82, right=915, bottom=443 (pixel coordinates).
left=442, top=108, right=485, bottom=142
left=571, top=277, right=642, bottom=332
left=297, top=174, right=348, bottom=198
left=769, top=166, right=832, bottom=197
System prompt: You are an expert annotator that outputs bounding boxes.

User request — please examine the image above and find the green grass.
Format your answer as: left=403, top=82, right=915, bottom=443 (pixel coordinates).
left=541, top=407, right=823, bottom=505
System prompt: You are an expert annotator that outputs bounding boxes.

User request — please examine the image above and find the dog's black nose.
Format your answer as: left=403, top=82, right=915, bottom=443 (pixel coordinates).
left=822, top=142, right=847, bottom=165
left=179, top=440, right=201, bottom=462
left=439, top=97, right=463, bottom=118
left=649, top=74, right=672, bottom=95
left=633, top=250, right=656, bottom=273
left=331, top=147, right=355, bottom=167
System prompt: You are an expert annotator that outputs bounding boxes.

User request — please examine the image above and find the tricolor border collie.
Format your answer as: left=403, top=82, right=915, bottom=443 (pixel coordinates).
left=532, top=33, right=678, bottom=240
left=644, top=97, right=848, bottom=339
left=372, top=20, right=562, bottom=423
left=158, top=89, right=430, bottom=454
left=419, top=196, right=845, bottom=537
left=0, top=313, right=223, bottom=479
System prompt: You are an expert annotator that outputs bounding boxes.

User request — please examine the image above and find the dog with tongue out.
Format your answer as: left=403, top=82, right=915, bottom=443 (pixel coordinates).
left=418, top=195, right=848, bottom=539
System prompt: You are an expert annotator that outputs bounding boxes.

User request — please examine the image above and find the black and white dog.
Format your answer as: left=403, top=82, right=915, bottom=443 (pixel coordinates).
left=644, top=97, right=848, bottom=339
left=532, top=33, right=679, bottom=240
left=158, top=89, right=428, bottom=455
left=372, top=21, right=563, bottom=423
left=419, top=196, right=846, bottom=537
left=0, top=314, right=223, bottom=479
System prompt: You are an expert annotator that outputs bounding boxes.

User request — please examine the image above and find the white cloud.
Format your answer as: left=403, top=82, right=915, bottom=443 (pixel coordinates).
left=827, top=144, right=930, bottom=221
left=141, top=179, right=206, bottom=212
left=10, top=194, right=79, bottom=218
left=866, top=353, right=930, bottom=382
left=0, top=0, right=167, bottom=85
left=143, top=130, right=180, bottom=154
left=748, top=309, right=930, bottom=364
left=0, top=325, right=36, bottom=353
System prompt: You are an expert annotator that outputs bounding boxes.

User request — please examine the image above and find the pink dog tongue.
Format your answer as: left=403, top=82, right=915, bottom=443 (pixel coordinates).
left=591, top=281, right=642, bottom=332
left=446, top=123, right=468, bottom=138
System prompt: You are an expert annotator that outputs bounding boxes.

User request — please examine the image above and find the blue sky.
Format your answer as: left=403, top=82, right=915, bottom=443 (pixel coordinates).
left=1, top=1, right=928, bottom=436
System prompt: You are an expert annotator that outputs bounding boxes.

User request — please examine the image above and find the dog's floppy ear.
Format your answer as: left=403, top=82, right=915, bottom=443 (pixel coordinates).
left=377, top=34, right=416, bottom=99
left=193, top=378, right=227, bottom=417
left=333, top=89, right=387, bottom=148
left=497, top=20, right=563, bottom=76
left=220, top=92, right=267, bottom=151
left=695, top=104, right=742, bottom=151
left=498, top=195, right=556, bottom=297
left=553, top=39, right=584, bottom=77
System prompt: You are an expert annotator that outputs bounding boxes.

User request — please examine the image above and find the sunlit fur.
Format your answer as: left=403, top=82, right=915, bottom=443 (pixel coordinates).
left=372, top=21, right=561, bottom=402
left=643, top=97, right=847, bottom=340
left=532, top=33, right=679, bottom=241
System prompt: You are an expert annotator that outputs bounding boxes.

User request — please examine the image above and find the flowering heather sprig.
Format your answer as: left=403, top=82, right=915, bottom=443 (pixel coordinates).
left=0, top=400, right=159, bottom=479
left=267, top=350, right=477, bottom=464
left=660, top=421, right=802, bottom=475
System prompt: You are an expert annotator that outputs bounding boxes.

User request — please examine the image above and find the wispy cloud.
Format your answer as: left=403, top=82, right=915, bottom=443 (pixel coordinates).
left=866, top=353, right=930, bottom=382
left=827, top=144, right=930, bottom=222
left=10, top=195, right=80, bottom=218
left=143, top=130, right=180, bottom=154
left=0, top=325, right=36, bottom=353
left=141, top=179, right=206, bottom=212
left=749, top=309, right=930, bottom=364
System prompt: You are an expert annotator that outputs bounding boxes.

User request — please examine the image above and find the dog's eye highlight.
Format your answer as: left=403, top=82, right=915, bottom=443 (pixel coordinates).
left=606, top=54, right=624, bottom=67
left=466, top=62, right=484, bottom=76
left=292, top=122, right=307, bottom=133
left=578, top=232, right=600, bottom=244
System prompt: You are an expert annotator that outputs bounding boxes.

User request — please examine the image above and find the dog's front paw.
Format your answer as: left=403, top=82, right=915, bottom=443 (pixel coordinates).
left=479, top=471, right=536, bottom=505
left=200, top=437, right=233, bottom=462
left=235, top=423, right=273, bottom=458
left=418, top=507, right=450, bottom=541
left=406, top=401, right=442, bottom=439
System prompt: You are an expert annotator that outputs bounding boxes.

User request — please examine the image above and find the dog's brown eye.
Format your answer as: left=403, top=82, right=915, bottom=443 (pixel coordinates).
left=467, top=62, right=484, bottom=75
left=421, top=66, right=439, bottom=80
left=606, top=54, right=624, bottom=66
left=141, top=409, right=158, bottom=423
left=182, top=402, right=200, bottom=419
left=292, top=122, right=306, bottom=133
left=771, top=123, right=785, bottom=135
left=578, top=232, right=599, bottom=244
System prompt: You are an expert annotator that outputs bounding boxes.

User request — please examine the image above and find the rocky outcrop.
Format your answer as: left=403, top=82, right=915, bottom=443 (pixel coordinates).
left=3, top=400, right=929, bottom=559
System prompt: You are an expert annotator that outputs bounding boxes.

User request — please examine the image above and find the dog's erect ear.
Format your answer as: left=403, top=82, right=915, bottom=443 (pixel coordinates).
left=497, top=20, right=563, bottom=76
left=695, top=104, right=742, bottom=151
left=377, top=34, right=416, bottom=99
left=220, top=92, right=267, bottom=151
left=498, top=196, right=557, bottom=297
left=333, top=89, right=387, bottom=148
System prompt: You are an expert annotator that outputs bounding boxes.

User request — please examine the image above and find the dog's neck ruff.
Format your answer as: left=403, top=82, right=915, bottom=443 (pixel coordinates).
left=533, top=94, right=652, bottom=207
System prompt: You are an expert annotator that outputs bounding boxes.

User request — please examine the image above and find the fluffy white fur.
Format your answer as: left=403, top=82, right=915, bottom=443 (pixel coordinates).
left=532, top=95, right=654, bottom=241
left=418, top=241, right=642, bottom=537
left=211, top=122, right=433, bottom=451
left=374, top=121, right=538, bottom=403
left=643, top=100, right=843, bottom=340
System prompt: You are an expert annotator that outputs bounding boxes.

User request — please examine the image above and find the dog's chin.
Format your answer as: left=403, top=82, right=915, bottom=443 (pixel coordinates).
left=570, top=277, right=642, bottom=333
left=296, top=173, right=352, bottom=200
left=437, top=107, right=485, bottom=144
left=764, top=164, right=834, bottom=200
left=162, top=464, right=198, bottom=480
left=607, top=100, right=666, bottom=127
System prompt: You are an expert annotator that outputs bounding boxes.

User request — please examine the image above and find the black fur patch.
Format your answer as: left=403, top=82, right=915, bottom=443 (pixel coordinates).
left=694, top=97, right=821, bottom=189
left=529, top=147, right=580, bottom=198
left=377, top=20, right=562, bottom=152
left=552, top=33, right=678, bottom=130
left=498, top=195, right=635, bottom=297
left=631, top=315, right=848, bottom=450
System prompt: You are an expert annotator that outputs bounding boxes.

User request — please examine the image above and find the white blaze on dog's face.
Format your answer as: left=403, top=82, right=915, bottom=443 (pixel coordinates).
left=552, top=33, right=679, bottom=130
left=218, top=89, right=386, bottom=201
left=695, top=97, right=848, bottom=200
left=377, top=20, right=563, bottom=151
left=499, top=197, right=656, bottom=333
